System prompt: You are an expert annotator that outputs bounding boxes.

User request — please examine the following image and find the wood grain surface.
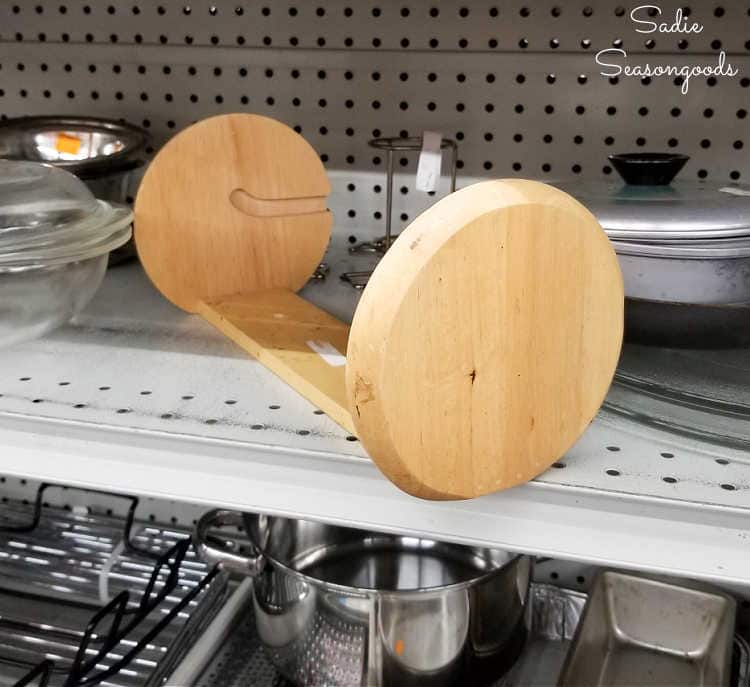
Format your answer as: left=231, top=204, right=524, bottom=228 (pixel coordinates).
left=200, top=290, right=354, bottom=434
left=134, top=114, right=332, bottom=312
left=136, top=119, right=622, bottom=500
left=346, top=179, right=624, bottom=500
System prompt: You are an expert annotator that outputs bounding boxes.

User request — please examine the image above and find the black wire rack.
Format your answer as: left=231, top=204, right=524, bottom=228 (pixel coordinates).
left=2, top=483, right=222, bottom=687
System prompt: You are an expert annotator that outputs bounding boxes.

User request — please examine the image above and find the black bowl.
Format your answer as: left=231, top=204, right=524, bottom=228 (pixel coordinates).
left=609, top=153, right=690, bottom=186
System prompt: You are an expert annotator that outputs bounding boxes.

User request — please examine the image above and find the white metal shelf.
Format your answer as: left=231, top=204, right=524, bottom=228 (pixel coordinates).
left=0, top=230, right=749, bottom=585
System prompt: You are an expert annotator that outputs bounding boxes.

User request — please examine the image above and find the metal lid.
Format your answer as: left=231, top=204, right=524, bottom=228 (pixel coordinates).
left=0, top=160, right=132, bottom=267
left=612, top=235, right=750, bottom=259
left=0, top=116, right=149, bottom=179
left=555, top=179, right=750, bottom=240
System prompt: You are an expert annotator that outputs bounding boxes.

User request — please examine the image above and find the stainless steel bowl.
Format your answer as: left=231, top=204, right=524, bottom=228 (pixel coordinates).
left=0, top=116, right=149, bottom=265
left=195, top=510, right=531, bottom=687
left=0, top=116, right=149, bottom=180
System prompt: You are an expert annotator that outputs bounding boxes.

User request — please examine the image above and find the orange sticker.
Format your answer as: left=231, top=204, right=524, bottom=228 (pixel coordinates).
left=56, top=133, right=81, bottom=155
left=395, top=639, right=404, bottom=656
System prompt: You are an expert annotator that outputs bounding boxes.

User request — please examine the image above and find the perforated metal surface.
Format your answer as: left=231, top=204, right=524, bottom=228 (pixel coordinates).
left=0, top=475, right=209, bottom=529
left=193, top=604, right=288, bottom=687
left=0, top=231, right=748, bottom=584
left=0, top=237, right=748, bottom=505
left=1, top=0, right=749, bottom=243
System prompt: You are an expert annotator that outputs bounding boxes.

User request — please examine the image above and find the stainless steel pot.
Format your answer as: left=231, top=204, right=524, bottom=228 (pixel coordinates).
left=556, top=154, right=750, bottom=346
left=612, top=236, right=750, bottom=305
left=194, top=510, right=531, bottom=687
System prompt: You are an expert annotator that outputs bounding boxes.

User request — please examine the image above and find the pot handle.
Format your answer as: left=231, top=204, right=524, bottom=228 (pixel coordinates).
left=193, top=509, right=265, bottom=576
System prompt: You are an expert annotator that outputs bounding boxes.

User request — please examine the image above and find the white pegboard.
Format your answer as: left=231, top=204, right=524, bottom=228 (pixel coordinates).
left=0, top=474, right=209, bottom=527
left=0, top=0, right=749, bottom=244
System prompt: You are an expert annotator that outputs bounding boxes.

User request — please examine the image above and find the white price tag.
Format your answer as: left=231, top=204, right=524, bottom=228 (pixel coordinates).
left=306, top=340, right=346, bottom=367
left=416, top=131, right=443, bottom=193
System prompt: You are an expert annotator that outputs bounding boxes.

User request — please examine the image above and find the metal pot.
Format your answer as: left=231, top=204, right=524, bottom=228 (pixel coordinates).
left=612, top=236, right=750, bottom=305
left=556, top=154, right=750, bottom=347
left=194, top=510, right=531, bottom=687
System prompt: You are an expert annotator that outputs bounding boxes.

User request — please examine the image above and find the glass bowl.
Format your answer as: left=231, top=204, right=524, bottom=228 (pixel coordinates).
left=0, top=161, right=132, bottom=347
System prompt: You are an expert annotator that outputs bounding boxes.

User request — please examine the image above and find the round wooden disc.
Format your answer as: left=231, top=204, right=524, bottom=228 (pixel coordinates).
left=134, top=114, right=331, bottom=312
left=346, top=179, right=624, bottom=500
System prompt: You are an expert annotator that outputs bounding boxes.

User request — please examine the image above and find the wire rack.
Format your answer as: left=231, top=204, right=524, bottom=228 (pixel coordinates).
left=0, top=484, right=226, bottom=687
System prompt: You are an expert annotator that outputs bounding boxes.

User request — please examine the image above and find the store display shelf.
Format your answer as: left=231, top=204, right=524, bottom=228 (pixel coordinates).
left=0, top=233, right=748, bottom=585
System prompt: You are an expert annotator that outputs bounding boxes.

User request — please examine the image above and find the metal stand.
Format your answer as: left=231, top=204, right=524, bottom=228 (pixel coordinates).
left=309, top=262, right=330, bottom=282
left=342, top=135, right=458, bottom=288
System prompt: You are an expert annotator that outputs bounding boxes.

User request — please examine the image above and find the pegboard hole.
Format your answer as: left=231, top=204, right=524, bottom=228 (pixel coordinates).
left=606, top=469, right=621, bottom=477
left=716, top=458, right=730, bottom=466
left=721, top=484, right=736, bottom=491
left=662, top=476, right=677, bottom=484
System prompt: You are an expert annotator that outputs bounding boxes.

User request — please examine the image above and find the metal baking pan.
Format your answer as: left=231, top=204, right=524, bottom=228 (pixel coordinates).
left=558, top=571, right=736, bottom=687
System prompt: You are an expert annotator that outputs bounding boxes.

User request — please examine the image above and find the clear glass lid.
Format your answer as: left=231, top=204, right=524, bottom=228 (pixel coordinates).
left=0, top=160, right=132, bottom=264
